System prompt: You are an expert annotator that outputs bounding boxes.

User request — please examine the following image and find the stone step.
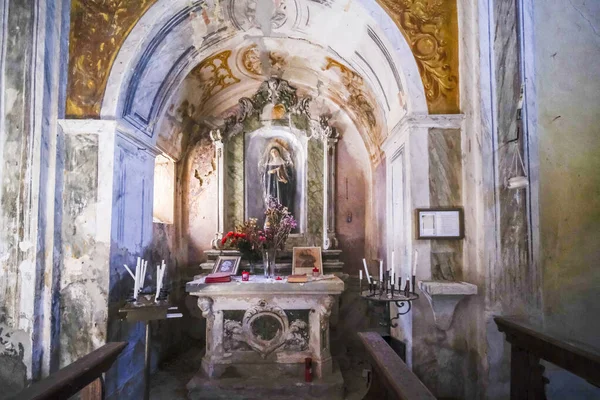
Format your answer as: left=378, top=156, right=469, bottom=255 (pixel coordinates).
left=187, top=365, right=344, bottom=400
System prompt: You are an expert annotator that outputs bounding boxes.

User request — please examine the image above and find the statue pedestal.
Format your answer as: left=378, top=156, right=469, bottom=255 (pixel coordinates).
left=186, top=275, right=344, bottom=385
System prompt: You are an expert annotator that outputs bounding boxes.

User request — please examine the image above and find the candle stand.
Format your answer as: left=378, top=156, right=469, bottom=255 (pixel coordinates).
left=360, top=288, right=419, bottom=333
left=119, top=294, right=182, bottom=400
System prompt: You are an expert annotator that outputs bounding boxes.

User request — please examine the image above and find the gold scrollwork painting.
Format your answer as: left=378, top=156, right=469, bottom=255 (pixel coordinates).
left=67, top=0, right=159, bottom=118
left=190, top=50, right=241, bottom=106
left=377, top=0, right=459, bottom=114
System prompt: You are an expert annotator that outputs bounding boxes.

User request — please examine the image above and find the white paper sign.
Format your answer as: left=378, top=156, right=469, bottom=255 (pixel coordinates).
left=419, top=210, right=462, bottom=238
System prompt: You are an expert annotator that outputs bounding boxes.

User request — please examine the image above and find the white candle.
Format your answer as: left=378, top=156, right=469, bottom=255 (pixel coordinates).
left=359, top=270, right=363, bottom=281
left=362, top=259, right=372, bottom=284
left=379, top=260, right=383, bottom=282
left=391, top=251, right=395, bottom=283
left=412, top=249, right=418, bottom=276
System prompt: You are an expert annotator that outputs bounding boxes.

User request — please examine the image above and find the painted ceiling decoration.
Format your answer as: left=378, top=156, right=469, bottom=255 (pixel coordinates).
left=376, top=0, right=459, bottom=114
left=66, top=0, right=159, bottom=118
left=189, top=50, right=241, bottom=105
left=66, top=0, right=460, bottom=119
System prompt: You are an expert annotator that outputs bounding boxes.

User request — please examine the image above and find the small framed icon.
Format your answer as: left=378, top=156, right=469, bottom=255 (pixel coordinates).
left=212, top=256, right=242, bottom=275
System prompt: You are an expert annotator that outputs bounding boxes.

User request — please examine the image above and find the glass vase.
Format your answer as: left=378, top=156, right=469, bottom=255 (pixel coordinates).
left=263, top=248, right=278, bottom=279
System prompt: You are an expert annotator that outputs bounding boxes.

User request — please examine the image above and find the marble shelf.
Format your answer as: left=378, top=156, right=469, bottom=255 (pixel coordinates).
left=419, top=280, right=478, bottom=330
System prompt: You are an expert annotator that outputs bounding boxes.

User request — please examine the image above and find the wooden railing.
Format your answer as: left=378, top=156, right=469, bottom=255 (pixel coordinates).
left=358, top=331, right=436, bottom=400
left=12, top=342, right=127, bottom=400
left=495, top=316, right=600, bottom=400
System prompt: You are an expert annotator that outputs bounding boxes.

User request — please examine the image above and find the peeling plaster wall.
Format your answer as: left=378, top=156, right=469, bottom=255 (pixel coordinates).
left=59, top=133, right=108, bottom=368
left=0, top=0, right=36, bottom=394
left=187, top=132, right=219, bottom=265
left=1, top=0, right=71, bottom=392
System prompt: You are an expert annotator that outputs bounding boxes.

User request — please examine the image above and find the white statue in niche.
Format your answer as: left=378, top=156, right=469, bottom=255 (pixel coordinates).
left=260, top=140, right=294, bottom=212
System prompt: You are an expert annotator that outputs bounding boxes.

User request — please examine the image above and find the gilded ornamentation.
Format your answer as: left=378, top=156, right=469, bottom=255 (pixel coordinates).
left=240, top=44, right=288, bottom=77
left=324, top=58, right=378, bottom=130
left=66, top=0, right=159, bottom=118
left=376, top=0, right=459, bottom=114
left=190, top=50, right=241, bottom=106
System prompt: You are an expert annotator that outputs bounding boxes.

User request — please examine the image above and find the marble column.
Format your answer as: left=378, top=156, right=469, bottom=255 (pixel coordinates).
left=322, top=124, right=339, bottom=250
left=210, top=129, right=226, bottom=249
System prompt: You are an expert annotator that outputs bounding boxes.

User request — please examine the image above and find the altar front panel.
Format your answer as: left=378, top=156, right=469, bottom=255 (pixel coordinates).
left=187, top=277, right=344, bottom=379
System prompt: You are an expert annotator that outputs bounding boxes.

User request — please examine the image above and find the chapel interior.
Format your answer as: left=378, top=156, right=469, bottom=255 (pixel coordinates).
left=1, top=0, right=599, bottom=399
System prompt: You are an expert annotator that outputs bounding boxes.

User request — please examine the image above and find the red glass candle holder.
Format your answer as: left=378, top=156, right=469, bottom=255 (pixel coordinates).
left=305, top=357, right=312, bottom=382
left=242, top=270, right=249, bottom=281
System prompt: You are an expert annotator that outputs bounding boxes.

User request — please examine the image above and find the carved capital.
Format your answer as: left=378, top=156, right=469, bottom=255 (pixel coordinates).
left=210, top=129, right=224, bottom=143
left=318, top=295, right=335, bottom=330
left=197, top=297, right=214, bottom=319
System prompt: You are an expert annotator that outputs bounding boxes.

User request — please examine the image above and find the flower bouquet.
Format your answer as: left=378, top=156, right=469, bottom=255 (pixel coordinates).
left=220, top=218, right=264, bottom=272
left=262, top=197, right=297, bottom=278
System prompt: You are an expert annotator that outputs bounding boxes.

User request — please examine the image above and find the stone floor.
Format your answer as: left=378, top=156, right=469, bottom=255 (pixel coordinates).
left=149, top=345, right=368, bottom=400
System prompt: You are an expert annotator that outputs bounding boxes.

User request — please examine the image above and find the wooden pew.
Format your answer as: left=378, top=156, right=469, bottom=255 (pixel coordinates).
left=495, top=316, right=600, bottom=400
left=358, top=331, right=436, bottom=400
left=12, top=342, right=127, bottom=400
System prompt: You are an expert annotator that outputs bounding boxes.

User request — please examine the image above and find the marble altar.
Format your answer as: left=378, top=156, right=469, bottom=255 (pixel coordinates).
left=186, top=275, right=344, bottom=380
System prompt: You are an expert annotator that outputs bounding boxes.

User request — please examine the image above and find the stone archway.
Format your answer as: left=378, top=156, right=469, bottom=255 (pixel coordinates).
left=58, top=0, right=463, bottom=397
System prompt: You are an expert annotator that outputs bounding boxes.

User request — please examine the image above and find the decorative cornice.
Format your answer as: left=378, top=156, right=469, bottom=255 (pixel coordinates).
left=376, top=0, right=460, bottom=114
left=381, top=113, right=464, bottom=155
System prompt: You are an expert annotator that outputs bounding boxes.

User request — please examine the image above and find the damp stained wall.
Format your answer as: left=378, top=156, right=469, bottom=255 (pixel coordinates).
left=533, top=0, right=600, bottom=397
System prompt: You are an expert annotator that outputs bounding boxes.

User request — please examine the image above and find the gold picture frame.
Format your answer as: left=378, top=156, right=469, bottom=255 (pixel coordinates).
left=212, top=256, right=242, bottom=275
left=292, top=247, right=323, bottom=276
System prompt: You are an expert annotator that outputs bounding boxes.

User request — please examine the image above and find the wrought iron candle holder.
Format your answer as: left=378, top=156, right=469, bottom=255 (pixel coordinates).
left=360, top=278, right=419, bottom=331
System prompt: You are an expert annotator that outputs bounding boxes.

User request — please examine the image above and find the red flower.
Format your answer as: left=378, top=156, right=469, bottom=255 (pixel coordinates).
left=221, top=237, right=227, bottom=245
left=226, top=231, right=234, bottom=237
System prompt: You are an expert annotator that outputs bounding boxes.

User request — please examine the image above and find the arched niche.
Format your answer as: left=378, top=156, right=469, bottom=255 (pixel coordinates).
left=206, top=77, right=340, bottom=250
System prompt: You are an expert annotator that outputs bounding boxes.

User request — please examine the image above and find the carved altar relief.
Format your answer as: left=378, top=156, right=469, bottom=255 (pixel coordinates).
left=222, top=300, right=310, bottom=357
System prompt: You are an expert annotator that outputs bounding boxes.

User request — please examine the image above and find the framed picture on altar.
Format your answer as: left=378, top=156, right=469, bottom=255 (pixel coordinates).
left=213, top=256, right=241, bottom=275
left=292, top=247, right=323, bottom=276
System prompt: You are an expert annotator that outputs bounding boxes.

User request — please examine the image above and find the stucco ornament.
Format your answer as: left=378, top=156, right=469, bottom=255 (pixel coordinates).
left=324, top=58, right=378, bottom=131
left=239, top=44, right=288, bottom=77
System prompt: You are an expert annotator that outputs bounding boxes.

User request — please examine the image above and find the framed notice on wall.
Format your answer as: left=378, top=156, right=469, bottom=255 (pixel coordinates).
left=416, top=208, right=464, bottom=240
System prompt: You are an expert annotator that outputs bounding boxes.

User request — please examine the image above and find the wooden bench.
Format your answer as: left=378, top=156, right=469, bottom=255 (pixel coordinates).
left=495, top=316, right=600, bottom=400
left=11, top=342, right=127, bottom=400
left=358, top=332, right=436, bottom=400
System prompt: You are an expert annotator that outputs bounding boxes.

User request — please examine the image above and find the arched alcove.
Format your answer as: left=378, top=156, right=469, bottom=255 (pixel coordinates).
left=58, top=0, right=462, bottom=398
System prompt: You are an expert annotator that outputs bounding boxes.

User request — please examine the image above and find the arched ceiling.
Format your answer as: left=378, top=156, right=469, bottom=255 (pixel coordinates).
left=66, top=0, right=459, bottom=121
